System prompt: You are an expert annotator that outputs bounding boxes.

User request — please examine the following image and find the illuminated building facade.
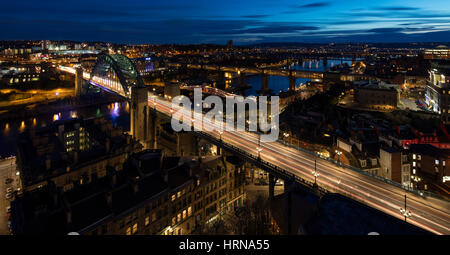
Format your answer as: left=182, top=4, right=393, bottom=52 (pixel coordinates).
left=425, top=61, right=450, bottom=124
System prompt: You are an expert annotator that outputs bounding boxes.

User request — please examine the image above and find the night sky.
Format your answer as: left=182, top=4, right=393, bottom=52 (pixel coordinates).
left=1, top=0, right=450, bottom=44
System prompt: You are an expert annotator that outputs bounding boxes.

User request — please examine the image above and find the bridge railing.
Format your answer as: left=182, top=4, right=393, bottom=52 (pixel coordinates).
left=193, top=131, right=329, bottom=194
left=151, top=100, right=447, bottom=202
left=275, top=137, right=448, bottom=201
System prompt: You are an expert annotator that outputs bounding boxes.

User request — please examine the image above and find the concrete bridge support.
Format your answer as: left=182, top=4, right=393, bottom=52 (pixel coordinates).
left=269, top=174, right=277, bottom=200
left=238, top=71, right=246, bottom=88
left=217, top=70, right=226, bottom=90
left=261, top=71, right=269, bottom=94
left=75, top=67, right=84, bottom=97
left=288, top=71, right=296, bottom=91
left=131, top=87, right=154, bottom=149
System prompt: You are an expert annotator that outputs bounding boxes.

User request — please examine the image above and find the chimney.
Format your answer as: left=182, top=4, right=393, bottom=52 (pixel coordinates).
left=164, top=169, right=168, bottom=183
left=105, top=138, right=110, bottom=153
left=66, top=209, right=72, bottom=225
left=133, top=181, right=139, bottom=194
left=45, top=155, right=51, bottom=170
left=73, top=151, right=78, bottom=164
left=106, top=192, right=113, bottom=207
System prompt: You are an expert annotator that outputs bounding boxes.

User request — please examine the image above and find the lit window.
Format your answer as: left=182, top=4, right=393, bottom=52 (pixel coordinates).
left=177, top=191, right=181, bottom=198
left=177, top=213, right=181, bottom=222
left=413, top=154, right=416, bottom=160
left=187, top=206, right=192, bottom=216
left=145, top=216, right=150, bottom=226
left=436, top=159, right=440, bottom=165
left=132, top=223, right=138, bottom=234
left=126, top=227, right=131, bottom=235
left=183, top=210, right=187, bottom=220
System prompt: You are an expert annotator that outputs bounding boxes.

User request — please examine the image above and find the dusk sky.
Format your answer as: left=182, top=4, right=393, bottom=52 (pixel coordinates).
left=2, top=0, right=450, bottom=44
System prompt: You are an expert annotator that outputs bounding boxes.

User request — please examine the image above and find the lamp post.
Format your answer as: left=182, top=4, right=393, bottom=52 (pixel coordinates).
left=283, top=132, right=289, bottom=142
left=312, top=159, right=319, bottom=188
left=218, top=130, right=223, bottom=142
left=400, top=194, right=412, bottom=222
left=335, top=150, right=342, bottom=165
left=256, top=135, right=262, bottom=159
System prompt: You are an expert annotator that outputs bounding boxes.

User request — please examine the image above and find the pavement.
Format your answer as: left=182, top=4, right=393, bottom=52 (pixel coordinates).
left=0, top=157, right=19, bottom=235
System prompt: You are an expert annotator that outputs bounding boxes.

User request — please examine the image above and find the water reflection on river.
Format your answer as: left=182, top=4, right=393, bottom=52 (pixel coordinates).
left=0, top=101, right=130, bottom=157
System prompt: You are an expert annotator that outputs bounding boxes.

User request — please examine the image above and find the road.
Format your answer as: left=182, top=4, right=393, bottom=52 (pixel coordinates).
left=151, top=95, right=450, bottom=235
left=0, top=158, right=18, bottom=235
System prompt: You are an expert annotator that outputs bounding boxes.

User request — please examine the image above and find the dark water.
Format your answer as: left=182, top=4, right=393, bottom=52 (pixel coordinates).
left=0, top=101, right=130, bottom=157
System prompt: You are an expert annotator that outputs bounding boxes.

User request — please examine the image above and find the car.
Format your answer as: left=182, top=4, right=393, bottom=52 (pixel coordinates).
left=5, top=178, right=13, bottom=185
left=5, top=193, right=12, bottom=199
left=6, top=187, right=13, bottom=193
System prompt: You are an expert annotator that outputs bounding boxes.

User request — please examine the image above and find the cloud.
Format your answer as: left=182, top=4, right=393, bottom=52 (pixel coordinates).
left=241, top=15, right=270, bottom=18
left=375, top=6, right=420, bottom=11
left=296, top=2, right=331, bottom=8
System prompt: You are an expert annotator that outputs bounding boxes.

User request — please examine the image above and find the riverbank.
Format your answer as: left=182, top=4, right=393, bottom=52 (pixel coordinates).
left=0, top=92, right=126, bottom=121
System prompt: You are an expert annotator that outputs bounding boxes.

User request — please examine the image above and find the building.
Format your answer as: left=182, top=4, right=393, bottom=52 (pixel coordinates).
left=408, top=144, right=449, bottom=188
left=379, top=147, right=411, bottom=187
left=10, top=150, right=245, bottom=235
left=15, top=117, right=142, bottom=193
left=425, top=61, right=450, bottom=124
left=354, top=81, right=400, bottom=110
left=424, top=46, right=450, bottom=60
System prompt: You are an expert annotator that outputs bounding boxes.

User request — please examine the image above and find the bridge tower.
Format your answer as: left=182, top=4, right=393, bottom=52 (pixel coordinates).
left=75, top=67, right=84, bottom=97
left=130, top=87, right=154, bottom=149
left=288, top=70, right=296, bottom=91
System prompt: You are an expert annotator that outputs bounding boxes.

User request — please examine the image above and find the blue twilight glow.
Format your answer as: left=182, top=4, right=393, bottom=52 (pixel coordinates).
left=1, top=0, right=450, bottom=44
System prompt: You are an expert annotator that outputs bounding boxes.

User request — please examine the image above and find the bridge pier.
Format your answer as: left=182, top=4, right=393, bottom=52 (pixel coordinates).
left=75, top=67, right=84, bottom=97
left=131, top=87, right=154, bottom=149
left=261, top=70, right=269, bottom=94
left=216, top=70, right=226, bottom=90
left=288, top=71, right=296, bottom=91
left=269, top=174, right=277, bottom=200
left=238, top=71, right=246, bottom=88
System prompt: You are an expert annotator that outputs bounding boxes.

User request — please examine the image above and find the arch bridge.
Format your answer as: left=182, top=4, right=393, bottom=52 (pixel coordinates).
left=88, top=54, right=145, bottom=98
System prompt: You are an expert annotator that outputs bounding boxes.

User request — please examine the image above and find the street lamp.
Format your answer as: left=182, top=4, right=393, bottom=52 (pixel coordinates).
left=218, top=130, right=223, bottom=142
left=256, top=147, right=263, bottom=159
left=400, top=194, right=412, bottom=222
left=312, top=159, right=319, bottom=187
left=335, top=150, right=342, bottom=164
